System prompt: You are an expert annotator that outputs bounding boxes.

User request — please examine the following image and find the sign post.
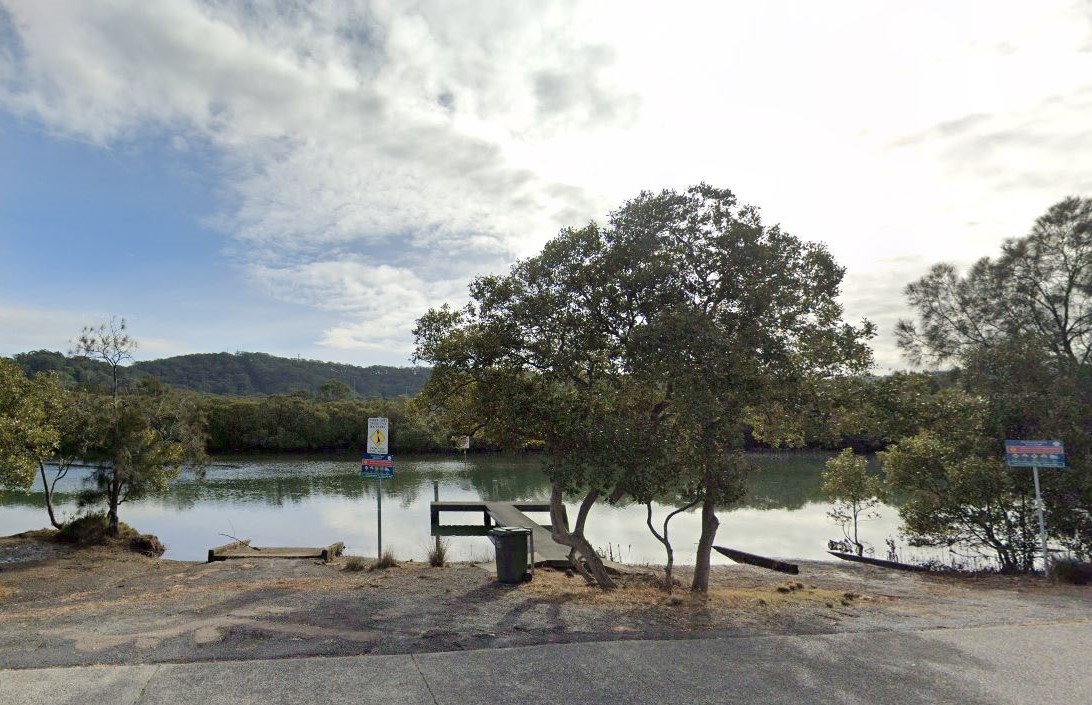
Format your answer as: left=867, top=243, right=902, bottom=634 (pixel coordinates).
left=363, top=417, right=392, bottom=560
left=1004, top=440, right=1065, bottom=572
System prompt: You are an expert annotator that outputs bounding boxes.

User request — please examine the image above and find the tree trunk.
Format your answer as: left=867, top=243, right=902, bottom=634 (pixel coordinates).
left=107, top=471, right=121, bottom=536
left=645, top=502, right=675, bottom=591
left=691, top=492, right=720, bottom=593
left=38, top=463, right=62, bottom=530
left=549, top=482, right=616, bottom=589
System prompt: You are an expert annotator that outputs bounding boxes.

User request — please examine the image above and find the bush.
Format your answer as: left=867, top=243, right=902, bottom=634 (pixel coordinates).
left=1050, top=558, right=1092, bottom=585
left=343, top=555, right=367, bottom=572
left=428, top=538, right=449, bottom=567
left=370, top=550, right=398, bottom=571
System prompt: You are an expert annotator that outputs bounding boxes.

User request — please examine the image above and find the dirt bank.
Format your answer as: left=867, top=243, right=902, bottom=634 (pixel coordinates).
left=0, top=534, right=1088, bottom=669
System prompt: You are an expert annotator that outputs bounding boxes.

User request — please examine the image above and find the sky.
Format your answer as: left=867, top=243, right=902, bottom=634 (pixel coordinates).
left=1, top=1, right=1090, bottom=370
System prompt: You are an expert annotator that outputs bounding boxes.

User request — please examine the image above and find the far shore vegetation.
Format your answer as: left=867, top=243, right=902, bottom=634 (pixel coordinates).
left=3, top=189, right=1091, bottom=588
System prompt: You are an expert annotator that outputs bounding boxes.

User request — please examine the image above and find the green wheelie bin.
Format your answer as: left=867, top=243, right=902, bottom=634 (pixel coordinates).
left=488, top=526, right=532, bottom=583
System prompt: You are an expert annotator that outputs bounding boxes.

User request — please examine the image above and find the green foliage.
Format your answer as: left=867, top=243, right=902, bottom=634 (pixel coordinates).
left=200, top=394, right=446, bottom=453
left=895, top=197, right=1092, bottom=564
left=0, top=358, right=61, bottom=492
left=414, top=184, right=874, bottom=591
left=880, top=394, right=1041, bottom=572
left=822, top=449, right=884, bottom=556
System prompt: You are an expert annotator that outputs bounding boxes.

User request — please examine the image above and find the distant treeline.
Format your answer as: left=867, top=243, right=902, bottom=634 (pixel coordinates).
left=199, top=394, right=450, bottom=454
left=14, top=350, right=430, bottom=398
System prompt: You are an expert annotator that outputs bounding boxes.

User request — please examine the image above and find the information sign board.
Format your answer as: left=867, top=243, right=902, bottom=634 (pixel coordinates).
left=1004, top=440, right=1065, bottom=468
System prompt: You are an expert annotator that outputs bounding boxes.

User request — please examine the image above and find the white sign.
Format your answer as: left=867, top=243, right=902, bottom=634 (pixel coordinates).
left=367, top=417, right=389, bottom=454
left=455, top=435, right=470, bottom=450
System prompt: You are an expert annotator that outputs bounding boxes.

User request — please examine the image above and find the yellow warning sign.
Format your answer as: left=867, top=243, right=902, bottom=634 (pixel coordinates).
left=367, top=417, right=389, bottom=454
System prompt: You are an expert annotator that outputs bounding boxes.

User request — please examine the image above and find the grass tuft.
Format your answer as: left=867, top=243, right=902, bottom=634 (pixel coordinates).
left=427, top=538, right=449, bottom=568
left=370, top=550, right=399, bottom=571
left=343, top=556, right=367, bottom=572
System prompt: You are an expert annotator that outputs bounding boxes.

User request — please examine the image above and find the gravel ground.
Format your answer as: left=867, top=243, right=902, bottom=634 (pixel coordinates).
left=0, top=534, right=1088, bottom=669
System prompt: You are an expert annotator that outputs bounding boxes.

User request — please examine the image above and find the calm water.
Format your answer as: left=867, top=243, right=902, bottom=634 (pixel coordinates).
left=0, top=453, right=910, bottom=564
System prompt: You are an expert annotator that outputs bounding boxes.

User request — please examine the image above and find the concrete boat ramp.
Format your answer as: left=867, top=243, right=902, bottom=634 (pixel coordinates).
left=430, top=501, right=572, bottom=568
left=207, top=539, right=344, bottom=563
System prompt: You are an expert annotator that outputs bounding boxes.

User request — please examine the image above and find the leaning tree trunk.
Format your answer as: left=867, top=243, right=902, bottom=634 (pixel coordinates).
left=549, top=482, right=616, bottom=589
left=691, top=492, right=720, bottom=593
left=38, top=463, right=62, bottom=530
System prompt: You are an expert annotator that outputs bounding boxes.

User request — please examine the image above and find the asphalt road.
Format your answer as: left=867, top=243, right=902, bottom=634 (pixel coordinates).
left=2, top=621, right=1089, bottom=705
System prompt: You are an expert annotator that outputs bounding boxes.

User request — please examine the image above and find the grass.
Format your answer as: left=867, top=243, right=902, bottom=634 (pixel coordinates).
left=427, top=538, right=449, bottom=567
left=343, top=556, right=367, bottom=572
left=370, top=550, right=399, bottom=571
left=522, top=570, right=860, bottom=613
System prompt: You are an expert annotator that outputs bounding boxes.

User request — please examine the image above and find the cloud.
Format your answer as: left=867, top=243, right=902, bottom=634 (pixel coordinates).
left=0, top=0, right=635, bottom=351
left=3, top=0, right=1092, bottom=367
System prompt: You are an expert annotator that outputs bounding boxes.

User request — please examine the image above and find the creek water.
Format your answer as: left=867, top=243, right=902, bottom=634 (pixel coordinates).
left=0, top=452, right=913, bottom=565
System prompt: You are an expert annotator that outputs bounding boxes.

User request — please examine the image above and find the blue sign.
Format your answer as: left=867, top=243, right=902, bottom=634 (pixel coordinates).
left=361, top=453, right=394, bottom=479
left=1004, top=440, right=1065, bottom=468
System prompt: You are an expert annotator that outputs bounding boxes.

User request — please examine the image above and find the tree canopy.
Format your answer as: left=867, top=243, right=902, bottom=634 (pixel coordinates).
left=892, top=196, right=1092, bottom=565
left=415, top=184, right=874, bottom=590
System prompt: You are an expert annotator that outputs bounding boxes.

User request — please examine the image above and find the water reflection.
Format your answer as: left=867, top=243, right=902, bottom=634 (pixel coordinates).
left=0, top=453, right=909, bottom=565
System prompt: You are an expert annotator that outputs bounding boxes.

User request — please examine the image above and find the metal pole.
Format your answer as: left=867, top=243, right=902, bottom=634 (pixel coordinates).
left=433, top=480, right=440, bottom=554
left=376, top=475, right=383, bottom=560
left=1032, top=465, right=1049, bottom=572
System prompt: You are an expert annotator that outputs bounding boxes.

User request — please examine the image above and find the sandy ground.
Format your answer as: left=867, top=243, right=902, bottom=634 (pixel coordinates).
left=0, top=534, right=1089, bottom=669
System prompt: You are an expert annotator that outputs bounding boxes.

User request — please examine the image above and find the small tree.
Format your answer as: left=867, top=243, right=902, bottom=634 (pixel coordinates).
left=73, top=317, right=135, bottom=402
left=822, top=449, right=884, bottom=556
left=79, top=381, right=207, bottom=534
left=71, top=320, right=206, bottom=535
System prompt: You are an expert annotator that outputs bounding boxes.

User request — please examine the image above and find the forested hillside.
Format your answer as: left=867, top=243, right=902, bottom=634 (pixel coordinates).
left=13, top=350, right=429, bottom=398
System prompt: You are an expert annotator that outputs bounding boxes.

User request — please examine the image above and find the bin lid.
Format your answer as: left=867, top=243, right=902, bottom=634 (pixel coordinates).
left=488, top=526, right=531, bottom=537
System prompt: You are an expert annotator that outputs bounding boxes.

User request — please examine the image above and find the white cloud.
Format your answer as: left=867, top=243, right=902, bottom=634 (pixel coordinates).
left=3, top=0, right=1091, bottom=367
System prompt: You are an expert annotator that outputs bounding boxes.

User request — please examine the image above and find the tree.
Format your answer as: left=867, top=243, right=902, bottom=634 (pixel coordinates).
left=880, top=392, right=1041, bottom=572
left=34, top=388, right=102, bottom=529
left=0, top=358, right=59, bottom=494
left=73, top=317, right=136, bottom=402
left=70, top=320, right=206, bottom=535
left=897, top=197, right=1092, bottom=367
left=415, top=184, right=874, bottom=591
left=79, top=380, right=208, bottom=534
left=822, top=449, right=884, bottom=556
left=319, top=378, right=353, bottom=401
left=895, top=197, right=1092, bottom=562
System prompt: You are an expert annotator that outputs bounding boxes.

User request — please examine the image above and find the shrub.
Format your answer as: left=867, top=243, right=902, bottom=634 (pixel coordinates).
left=370, top=550, right=398, bottom=571
left=343, top=556, right=367, bottom=572
left=427, top=538, right=449, bottom=567
left=1050, top=558, right=1092, bottom=585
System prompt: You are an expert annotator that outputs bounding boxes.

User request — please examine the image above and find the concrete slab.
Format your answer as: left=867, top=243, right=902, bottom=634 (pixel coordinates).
left=0, top=663, right=159, bottom=705
left=139, top=653, right=433, bottom=705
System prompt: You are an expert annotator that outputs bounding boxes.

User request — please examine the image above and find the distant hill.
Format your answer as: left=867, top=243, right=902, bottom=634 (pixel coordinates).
left=12, top=350, right=430, bottom=398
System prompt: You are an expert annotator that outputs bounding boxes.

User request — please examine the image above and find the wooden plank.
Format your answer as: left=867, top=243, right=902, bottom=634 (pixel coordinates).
left=828, top=551, right=930, bottom=572
left=714, top=546, right=799, bottom=575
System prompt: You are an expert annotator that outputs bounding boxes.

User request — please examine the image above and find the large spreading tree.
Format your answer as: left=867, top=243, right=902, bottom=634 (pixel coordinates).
left=414, top=184, right=874, bottom=591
